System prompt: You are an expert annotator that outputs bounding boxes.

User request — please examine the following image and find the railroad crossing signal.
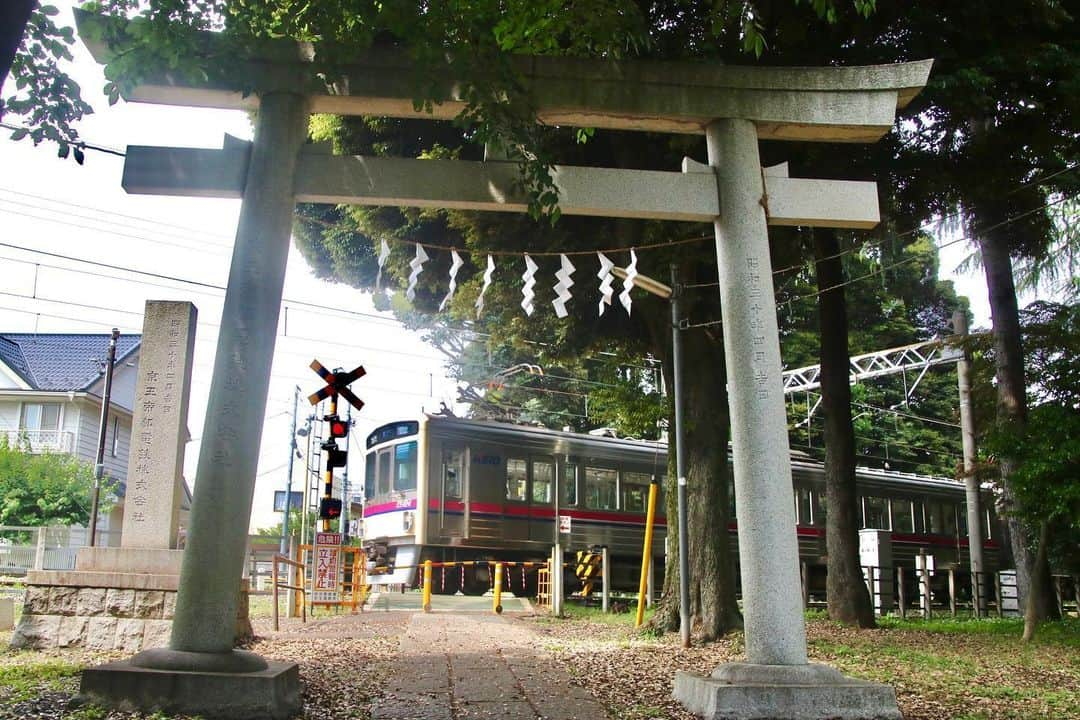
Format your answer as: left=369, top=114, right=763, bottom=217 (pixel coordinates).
left=307, top=359, right=365, bottom=409
left=319, top=497, right=343, bottom=520
left=327, top=415, right=349, bottom=439
left=307, top=359, right=365, bottom=527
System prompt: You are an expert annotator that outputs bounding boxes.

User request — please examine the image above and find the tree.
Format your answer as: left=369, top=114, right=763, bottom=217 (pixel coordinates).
left=0, top=436, right=108, bottom=527
left=984, top=301, right=1080, bottom=639
left=813, top=228, right=876, bottom=627
left=874, top=0, right=1079, bottom=622
left=2, top=2, right=92, bottom=156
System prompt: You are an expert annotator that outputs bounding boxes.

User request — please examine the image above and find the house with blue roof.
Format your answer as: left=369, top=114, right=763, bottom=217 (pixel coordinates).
left=0, top=332, right=142, bottom=543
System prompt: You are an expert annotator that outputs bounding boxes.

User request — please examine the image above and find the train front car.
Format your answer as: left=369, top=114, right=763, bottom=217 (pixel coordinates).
left=361, top=419, right=425, bottom=588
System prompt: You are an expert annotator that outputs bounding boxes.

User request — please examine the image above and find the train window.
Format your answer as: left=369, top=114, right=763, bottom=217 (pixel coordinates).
left=532, top=460, right=554, bottom=504
left=562, top=463, right=578, bottom=506
left=892, top=500, right=914, bottom=533
left=377, top=449, right=391, bottom=495
left=506, top=458, right=528, bottom=501
left=864, top=496, right=890, bottom=529
left=926, top=501, right=957, bottom=536
left=814, top=491, right=827, bottom=524
left=394, top=441, right=418, bottom=491
left=584, top=466, right=617, bottom=510
left=442, top=449, right=462, bottom=500
left=796, top=487, right=813, bottom=525
left=912, top=501, right=926, bottom=533
left=983, top=509, right=992, bottom=540
left=365, top=453, right=376, bottom=500
left=621, top=472, right=652, bottom=513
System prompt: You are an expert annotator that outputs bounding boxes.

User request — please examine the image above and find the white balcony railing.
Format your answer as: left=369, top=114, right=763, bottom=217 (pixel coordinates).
left=1, top=429, right=75, bottom=454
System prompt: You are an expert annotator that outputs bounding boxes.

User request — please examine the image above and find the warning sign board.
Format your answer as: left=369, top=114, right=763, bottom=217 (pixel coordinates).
left=312, top=532, right=342, bottom=604
left=558, top=515, right=572, bottom=534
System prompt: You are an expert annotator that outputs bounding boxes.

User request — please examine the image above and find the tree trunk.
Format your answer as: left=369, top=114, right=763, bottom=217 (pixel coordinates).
left=814, top=229, right=876, bottom=628
left=649, top=326, right=742, bottom=640
left=0, top=0, right=34, bottom=105
left=1023, top=520, right=1058, bottom=641
left=976, top=228, right=1056, bottom=621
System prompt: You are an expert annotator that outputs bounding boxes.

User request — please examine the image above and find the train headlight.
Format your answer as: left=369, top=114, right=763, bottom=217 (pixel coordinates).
left=403, top=511, right=415, bottom=533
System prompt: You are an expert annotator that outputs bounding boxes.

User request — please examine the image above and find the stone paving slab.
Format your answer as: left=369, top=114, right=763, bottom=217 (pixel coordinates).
left=369, top=611, right=609, bottom=720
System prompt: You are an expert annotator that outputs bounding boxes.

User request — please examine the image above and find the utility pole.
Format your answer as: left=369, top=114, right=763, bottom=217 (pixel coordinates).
left=341, top=404, right=352, bottom=541
left=671, top=265, right=691, bottom=648
left=954, top=310, right=985, bottom=615
left=88, top=328, right=119, bottom=547
left=280, top=386, right=300, bottom=555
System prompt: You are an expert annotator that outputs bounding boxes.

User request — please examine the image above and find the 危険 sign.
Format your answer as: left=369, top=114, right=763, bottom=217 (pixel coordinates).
left=312, top=531, right=342, bottom=604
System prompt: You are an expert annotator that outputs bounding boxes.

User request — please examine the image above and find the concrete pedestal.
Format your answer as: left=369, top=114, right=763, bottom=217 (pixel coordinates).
left=75, top=653, right=300, bottom=720
left=674, top=663, right=902, bottom=720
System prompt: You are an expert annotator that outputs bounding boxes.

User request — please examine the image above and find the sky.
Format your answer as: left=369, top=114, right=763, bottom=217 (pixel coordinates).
left=1, top=3, right=1003, bottom=533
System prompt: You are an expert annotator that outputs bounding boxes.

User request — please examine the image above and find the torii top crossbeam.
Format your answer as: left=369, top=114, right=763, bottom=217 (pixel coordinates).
left=75, top=10, right=929, bottom=143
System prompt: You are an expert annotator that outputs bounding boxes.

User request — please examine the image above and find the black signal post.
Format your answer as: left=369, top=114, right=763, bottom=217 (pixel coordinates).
left=308, top=359, right=365, bottom=531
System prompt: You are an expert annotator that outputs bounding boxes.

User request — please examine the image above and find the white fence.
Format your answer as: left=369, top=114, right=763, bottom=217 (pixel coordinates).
left=0, top=525, right=121, bottom=575
left=0, top=430, right=76, bottom=454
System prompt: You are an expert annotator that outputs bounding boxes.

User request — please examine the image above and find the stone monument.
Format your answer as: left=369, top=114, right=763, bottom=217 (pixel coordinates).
left=74, top=8, right=928, bottom=718
left=11, top=301, right=251, bottom=655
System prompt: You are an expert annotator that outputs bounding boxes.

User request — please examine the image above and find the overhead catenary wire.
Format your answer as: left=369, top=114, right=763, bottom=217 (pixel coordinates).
left=678, top=191, right=1077, bottom=325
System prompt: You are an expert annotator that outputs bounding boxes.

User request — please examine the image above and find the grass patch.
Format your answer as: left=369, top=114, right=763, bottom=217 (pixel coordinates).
left=0, top=658, right=82, bottom=702
left=875, top=615, right=1080, bottom=647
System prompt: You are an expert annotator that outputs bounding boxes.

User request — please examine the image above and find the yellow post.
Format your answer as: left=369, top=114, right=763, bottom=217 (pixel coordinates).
left=635, top=482, right=659, bottom=627
left=422, top=559, right=433, bottom=612
left=493, top=562, right=504, bottom=614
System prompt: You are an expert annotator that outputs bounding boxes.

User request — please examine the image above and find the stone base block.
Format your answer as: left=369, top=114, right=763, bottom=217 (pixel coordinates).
left=76, top=547, right=185, bottom=575
left=674, top=662, right=902, bottom=720
left=10, top=576, right=252, bottom=651
left=75, top=657, right=301, bottom=720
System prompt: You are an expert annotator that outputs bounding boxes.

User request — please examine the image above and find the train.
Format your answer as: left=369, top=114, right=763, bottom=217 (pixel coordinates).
left=359, top=415, right=1001, bottom=598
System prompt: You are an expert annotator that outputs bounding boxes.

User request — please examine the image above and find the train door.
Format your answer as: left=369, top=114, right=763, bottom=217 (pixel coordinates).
left=529, top=456, right=555, bottom=542
left=439, top=446, right=466, bottom=538
left=503, top=456, right=530, bottom=543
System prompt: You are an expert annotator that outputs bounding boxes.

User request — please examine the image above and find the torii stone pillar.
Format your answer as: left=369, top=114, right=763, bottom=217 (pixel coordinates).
left=708, top=118, right=808, bottom=666
left=74, top=10, right=927, bottom=718
left=78, top=93, right=308, bottom=719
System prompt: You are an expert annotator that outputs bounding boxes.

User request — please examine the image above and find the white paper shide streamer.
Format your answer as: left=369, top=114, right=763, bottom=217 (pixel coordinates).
left=405, top=244, right=429, bottom=302
left=375, top=238, right=390, bottom=290
left=552, top=254, right=576, bottom=318
left=619, top=249, right=638, bottom=316
left=597, top=252, right=615, bottom=316
left=475, top=255, right=495, bottom=318
left=439, top=250, right=464, bottom=311
left=520, top=254, right=539, bottom=316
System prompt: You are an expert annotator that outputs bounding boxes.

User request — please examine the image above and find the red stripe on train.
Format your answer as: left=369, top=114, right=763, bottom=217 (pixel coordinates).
left=426, top=498, right=667, bottom=526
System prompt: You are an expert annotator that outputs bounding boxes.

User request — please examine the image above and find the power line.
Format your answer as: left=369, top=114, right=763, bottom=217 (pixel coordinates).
left=786, top=193, right=1077, bottom=306
left=686, top=164, right=1080, bottom=288
left=0, top=186, right=235, bottom=241
left=0, top=245, right=663, bottom=377
left=1, top=122, right=127, bottom=157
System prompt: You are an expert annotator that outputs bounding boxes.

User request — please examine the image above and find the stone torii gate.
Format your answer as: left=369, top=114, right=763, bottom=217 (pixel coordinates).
left=75, top=11, right=928, bottom=720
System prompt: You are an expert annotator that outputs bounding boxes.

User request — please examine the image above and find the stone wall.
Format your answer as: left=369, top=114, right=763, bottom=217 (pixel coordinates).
left=11, top=584, right=252, bottom=651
